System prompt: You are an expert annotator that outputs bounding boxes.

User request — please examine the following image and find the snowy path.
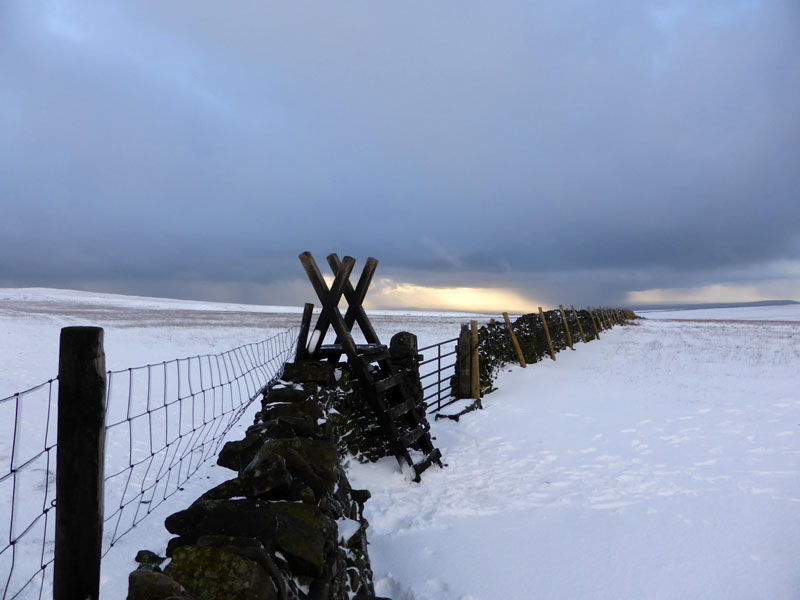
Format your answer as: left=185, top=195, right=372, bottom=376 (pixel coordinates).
left=349, top=318, right=800, bottom=599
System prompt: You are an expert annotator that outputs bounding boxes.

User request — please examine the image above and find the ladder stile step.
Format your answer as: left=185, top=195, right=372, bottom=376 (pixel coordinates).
left=399, top=425, right=427, bottom=447
left=387, top=396, right=418, bottom=420
left=412, top=448, right=443, bottom=480
left=374, top=370, right=409, bottom=394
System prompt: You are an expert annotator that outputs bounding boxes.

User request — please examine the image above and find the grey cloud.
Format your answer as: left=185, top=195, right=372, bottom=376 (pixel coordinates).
left=2, top=0, right=799, bottom=307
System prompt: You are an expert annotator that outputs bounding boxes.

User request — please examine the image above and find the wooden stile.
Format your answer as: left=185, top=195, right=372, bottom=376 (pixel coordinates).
left=538, top=307, right=556, bottom=361
left=502, top=312, right=527, bottom=367
left=299, top=252, right=442, bottom=480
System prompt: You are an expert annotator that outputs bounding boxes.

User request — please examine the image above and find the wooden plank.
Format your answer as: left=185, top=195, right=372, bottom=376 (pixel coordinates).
left=539, top=307, right=556, bottom=361
left=399, top=425, right=427, bottom=447
left=387, top=395, right=418, bottom=420
left=571, top=305, right=587, bottom=343
left=412, top=448, right=443, bottom=480
left=470, top=320, right=480, bottom=399
left=375, top=370, right=407, bottom=394
left=317, top=344, right=389, bottom=362
left=294, top=302, right=314, bottom=361
left=559, top=305, right=574, bottom=350
left=502, top=312, right=526, bottom=367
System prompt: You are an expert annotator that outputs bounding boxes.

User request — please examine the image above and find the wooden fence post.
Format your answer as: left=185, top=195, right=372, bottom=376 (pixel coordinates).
left=456, top=324, right=472, bottom=399
left=571, top=305, right=587, bottom=343
left=588, top=307, right=601, bottom=337
left=295, top=302, right=314, bottom=361
left=54, top=327, right=106, bottom=600
left=559, top=305, right=574, bottom=350
left=502, top=312, right=526, bottom=367
left=470, top=320, right=480, bottom=399
left=538, top=307, right=556, bottom=361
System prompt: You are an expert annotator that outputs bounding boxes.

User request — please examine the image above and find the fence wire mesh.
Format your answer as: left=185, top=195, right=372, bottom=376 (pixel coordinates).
left=0, top=327, right=298, bottom=600
left=0, top=380, right=59, bottom=600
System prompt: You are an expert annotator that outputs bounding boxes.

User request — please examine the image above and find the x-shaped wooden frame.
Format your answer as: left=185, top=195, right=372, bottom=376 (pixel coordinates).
left=298, top=252, right=381, bottom=358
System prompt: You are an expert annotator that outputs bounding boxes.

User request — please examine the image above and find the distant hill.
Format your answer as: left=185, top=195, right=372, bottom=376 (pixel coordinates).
left=633, top=300, right=800, bottom=312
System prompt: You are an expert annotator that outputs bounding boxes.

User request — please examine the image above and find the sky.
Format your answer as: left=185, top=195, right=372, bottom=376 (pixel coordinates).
left=1, top=0, right=799, bottom=312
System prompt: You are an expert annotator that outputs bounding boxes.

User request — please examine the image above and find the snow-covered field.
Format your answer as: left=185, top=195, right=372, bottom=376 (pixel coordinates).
left=0, top=288, right=474, bottom=600
left=2, top=290, right=799, bottom=599
left=353, top=308, right=800, bottom=599
left=640, top=303, right=800, bottom=322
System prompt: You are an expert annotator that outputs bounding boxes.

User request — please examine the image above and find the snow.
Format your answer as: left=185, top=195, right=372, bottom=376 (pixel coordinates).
left=350, top=315, right=800, bottom=599
left=640, top=303, right=800, bottom=322
left=336, top=518, right=362, bottom=543
left=2, top=289, right=800, bottom=599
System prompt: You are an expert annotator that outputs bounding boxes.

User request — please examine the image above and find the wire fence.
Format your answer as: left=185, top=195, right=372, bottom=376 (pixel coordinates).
left=0, top=327, right=298, bottom=600
left=419, top=337, right=459, bottom=413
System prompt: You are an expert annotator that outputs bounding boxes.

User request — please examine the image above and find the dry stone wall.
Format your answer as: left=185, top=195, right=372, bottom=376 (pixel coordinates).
left=127, top=359, right=389, bottom=600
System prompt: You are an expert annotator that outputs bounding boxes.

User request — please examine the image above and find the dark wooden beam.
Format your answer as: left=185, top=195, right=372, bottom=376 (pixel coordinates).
left=327, top=253, right=381, bottom=345
left=298, top=252, right=355, bottom=356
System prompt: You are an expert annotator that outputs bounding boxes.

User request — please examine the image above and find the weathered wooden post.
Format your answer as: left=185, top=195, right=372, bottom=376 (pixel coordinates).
left=596, top=308, right=607, bottom=330
left=571, top=305, right=587, bottom=343
left=470, top=320, right=480, bottom=399
left=559, top=305, right=574, bottom=350
left=456, top=324, right=472, bottom=399
left=502, top=312, right=526, bottom=367
left=587, top=307, right=601, bottom=337
left=295, top=302, right=314, bottom=361
left=538, top=307, right=556, bottom=361
left=54, top=327, right=107, bottom=600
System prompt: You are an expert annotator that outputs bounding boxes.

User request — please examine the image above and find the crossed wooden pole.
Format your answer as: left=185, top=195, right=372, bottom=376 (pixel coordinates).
left=296, top=252, right=381, bottom=360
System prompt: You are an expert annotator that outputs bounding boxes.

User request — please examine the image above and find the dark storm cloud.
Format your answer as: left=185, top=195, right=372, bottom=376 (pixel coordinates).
left=2, top=0, right=799, bottom=306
